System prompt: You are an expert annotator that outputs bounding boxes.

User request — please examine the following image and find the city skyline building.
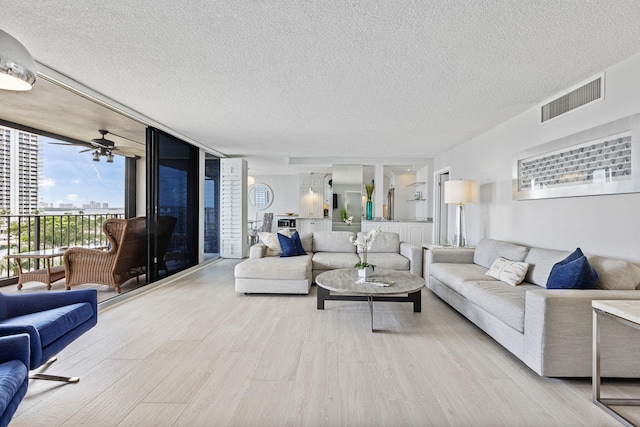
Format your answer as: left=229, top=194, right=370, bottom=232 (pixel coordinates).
left=0, top=126, right=40, bottom=214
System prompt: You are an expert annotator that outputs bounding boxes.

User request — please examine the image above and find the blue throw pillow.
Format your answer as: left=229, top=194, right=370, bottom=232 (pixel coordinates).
left=292, top=231, right=307, bottom=255
left=277, top=231, right=307, bottom=257
left=546, top=248, right=599, bottom=289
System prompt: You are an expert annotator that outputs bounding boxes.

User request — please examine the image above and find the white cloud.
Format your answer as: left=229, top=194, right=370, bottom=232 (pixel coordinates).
left=39, top=177, right=55, bottom=188
left=71, top=178, right=82, bottom=184
left=66, top=194, right=80, bottom=201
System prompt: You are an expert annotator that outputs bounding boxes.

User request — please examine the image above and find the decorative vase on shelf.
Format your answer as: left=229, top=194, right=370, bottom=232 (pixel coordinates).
left=358, top=266, right=374, bottom=279
left=365, top=180, right=374, bottom=220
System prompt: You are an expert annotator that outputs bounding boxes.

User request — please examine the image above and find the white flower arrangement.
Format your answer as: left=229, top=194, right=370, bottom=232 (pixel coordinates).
left=349, top=228, right=381, bottom=269
left=343, top=215, right=353, bottom=225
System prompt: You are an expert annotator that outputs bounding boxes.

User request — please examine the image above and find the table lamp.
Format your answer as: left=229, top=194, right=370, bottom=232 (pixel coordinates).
left=444, top=179, right=478, bottom=247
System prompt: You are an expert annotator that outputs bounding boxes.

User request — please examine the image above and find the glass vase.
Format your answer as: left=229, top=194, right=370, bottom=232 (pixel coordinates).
left=366, top=200, right=373, bottom=220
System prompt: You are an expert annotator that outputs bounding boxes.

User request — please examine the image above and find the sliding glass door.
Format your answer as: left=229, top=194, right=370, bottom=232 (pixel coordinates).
left=146, top=128, right=199, bottom=282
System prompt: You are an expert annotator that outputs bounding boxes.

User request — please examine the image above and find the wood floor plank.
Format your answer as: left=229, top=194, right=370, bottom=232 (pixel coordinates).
left=117, top=402, right=187, bottom=426
left=174, top=351, right=262, bottom=427
left=287, top=340, right=341, bottom=426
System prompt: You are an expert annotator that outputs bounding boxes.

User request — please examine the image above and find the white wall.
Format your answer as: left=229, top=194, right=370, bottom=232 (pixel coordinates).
left=248, top=175, right=299, bottom=232
left=390, top=172, right=416, bottom=220
left=434, top=52, right=640, bottom=263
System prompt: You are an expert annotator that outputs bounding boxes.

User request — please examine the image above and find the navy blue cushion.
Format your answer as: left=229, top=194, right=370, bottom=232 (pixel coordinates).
left=0, top=360, right=28, bottom=419
left=0, top=303, right=94, bottom=347
left=277, top=231, right=307, bottom=257
left=547, top=248, right=600, bottom=289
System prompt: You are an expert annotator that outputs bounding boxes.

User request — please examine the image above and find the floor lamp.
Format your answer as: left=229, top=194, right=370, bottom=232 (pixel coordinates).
left=444, top=179, right=478, bottom=247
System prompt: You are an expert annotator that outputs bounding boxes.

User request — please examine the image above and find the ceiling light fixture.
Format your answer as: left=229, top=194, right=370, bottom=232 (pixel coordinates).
left=92, top=150, right=100, bottom=162
left=0, top=30, right=37, bottom=91
left=106, top=151, right=114, bottom=163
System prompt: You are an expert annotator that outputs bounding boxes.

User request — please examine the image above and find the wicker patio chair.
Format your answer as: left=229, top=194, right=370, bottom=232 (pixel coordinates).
left=63, top=217, right=147, bottom=293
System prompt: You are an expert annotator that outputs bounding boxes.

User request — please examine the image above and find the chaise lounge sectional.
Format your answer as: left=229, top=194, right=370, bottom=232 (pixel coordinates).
left=426, top=238, right=640, bottom=377
left=234, top=231, right=422, bottom=294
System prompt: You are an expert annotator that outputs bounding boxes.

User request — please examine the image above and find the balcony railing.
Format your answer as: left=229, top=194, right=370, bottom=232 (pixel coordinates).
left=0, top=213, right=124, bottom=285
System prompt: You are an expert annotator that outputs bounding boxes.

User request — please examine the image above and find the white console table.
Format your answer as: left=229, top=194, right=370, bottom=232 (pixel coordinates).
left=592, top=300, right=640, bottom=427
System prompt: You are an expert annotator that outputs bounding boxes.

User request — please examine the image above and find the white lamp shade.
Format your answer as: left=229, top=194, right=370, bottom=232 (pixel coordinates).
left=444, top=179, right=478, bottom=204
left=0, top=30, right=37, bottom=91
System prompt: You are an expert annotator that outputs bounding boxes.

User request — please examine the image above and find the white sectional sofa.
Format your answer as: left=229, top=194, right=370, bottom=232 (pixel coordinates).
left=426, top=238, right=640, bottom=377
left=234, top=231, right=422, bottom=294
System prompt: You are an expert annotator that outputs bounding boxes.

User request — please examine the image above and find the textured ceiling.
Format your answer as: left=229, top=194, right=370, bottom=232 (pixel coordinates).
left=2, top=1, right=640, bottom=174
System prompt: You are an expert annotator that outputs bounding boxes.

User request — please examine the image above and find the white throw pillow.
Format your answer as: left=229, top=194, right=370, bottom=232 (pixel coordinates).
left=259, top=230, right=292, bottom=256
left=485, top=257, right=530, bottom=286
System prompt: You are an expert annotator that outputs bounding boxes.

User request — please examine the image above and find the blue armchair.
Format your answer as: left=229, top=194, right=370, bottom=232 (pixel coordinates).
left=0, top=334, right=30, bottom=427
left=0, top=289, right=97, bottom=382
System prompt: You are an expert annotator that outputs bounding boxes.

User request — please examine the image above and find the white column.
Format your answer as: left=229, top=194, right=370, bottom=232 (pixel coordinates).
left=374, top=164, right=384, bottom=219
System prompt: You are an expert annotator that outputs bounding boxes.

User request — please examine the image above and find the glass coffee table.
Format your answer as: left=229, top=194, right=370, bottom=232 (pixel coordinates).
left=316, top=268, right=424, bottom=332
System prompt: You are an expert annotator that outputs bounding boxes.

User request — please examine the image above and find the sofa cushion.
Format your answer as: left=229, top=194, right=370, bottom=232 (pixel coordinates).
left=313, top=231, right=356, bottom=253
left=299, top=233, right=313, bottom=253
left=0, top=303, right=94, bottom=347
left=485, top=257, right=530, bottom=286
left=430, top=263, right=495, bottom=294
left=366, top=253, right=410, bottom=271
left=524, top=247, right=571, bottom=288
left=0, top=360, right=27, bottom=413
left=234, top=255, right=311, bottom=281
left=460, top=281, right=537, bottom=333
left=588, top=256, right=640, bottom=290
left=473, top=238, right=529, bottom=269
left=258, top=230, right=292, bottom=256
left=356, top=232, right=400, bottom=253
left=278, top=231, right=307, bottom=257
left=547, top=248, right=599, bottom=290
left=312, top=252, right=360, bottom=270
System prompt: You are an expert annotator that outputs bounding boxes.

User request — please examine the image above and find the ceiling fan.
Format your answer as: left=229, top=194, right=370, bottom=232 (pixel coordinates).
left=51, top=129, right=139, bottom=161
left=88, top=129, right=116, bottom=162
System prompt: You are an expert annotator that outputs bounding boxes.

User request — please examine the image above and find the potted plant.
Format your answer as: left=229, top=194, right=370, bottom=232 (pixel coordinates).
left=349, top=228, right=381, bottom=278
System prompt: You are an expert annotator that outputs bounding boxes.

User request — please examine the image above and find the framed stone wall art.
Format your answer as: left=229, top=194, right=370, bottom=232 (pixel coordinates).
left=513, top=114, right=640, bottom=200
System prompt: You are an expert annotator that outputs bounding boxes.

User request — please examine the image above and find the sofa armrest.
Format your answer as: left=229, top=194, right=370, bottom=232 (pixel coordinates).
left=249, top=243, right=267, bottom=259
left=3, top=289, right=98, bottom=318
left=400, top=242, right=423, bottom=277
left=427, top=248, right=476, bottom=264
left=0, top=334, right=30, bottom=367
left=523, top=288, right=640, bottom=376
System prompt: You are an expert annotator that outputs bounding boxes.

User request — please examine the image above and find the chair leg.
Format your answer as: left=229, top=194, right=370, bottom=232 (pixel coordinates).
left=29, top=356, right=80, bottom=383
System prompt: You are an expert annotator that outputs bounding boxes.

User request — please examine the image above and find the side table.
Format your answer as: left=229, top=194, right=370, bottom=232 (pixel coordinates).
left=6, top=248, right=67, bottom=290
left=592, top=300, right=640, bottom=427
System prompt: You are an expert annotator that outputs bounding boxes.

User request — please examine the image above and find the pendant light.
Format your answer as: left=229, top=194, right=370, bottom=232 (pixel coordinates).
left=0, top=30, right=37, bottom=91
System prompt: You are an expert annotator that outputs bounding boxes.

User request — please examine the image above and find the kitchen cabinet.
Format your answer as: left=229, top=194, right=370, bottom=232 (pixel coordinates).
left=299, top=175, right=324, bottom=218
left=297, top=218, right=330, bottom=234
left=362, top=221, right=433, bottom=246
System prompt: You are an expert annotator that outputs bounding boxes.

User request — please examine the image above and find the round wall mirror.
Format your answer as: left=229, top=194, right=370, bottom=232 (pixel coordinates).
left=249, top=183, right=274, bottom=210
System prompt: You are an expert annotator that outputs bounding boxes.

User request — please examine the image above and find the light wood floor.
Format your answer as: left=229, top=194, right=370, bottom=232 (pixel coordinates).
left=10, top=259, right=640, bottom=426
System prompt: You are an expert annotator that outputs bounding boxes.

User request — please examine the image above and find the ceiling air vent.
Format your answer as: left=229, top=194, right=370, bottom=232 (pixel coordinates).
left=541, top=76, right=603, bottom=123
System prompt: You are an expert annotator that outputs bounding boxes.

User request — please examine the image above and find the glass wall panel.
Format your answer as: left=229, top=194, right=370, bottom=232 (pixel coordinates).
left=204, top=154, right=220, bottom=260
left=147, top=128, right=198, bottom=281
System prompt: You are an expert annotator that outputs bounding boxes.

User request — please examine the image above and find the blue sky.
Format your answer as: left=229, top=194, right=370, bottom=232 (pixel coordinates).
left=40, top=136, right=125, bottom=208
